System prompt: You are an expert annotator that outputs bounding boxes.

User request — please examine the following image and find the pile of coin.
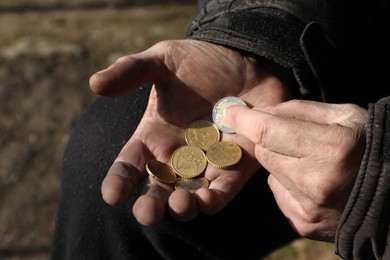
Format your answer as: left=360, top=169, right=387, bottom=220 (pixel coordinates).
left=146, top=96, right=247, bottom=192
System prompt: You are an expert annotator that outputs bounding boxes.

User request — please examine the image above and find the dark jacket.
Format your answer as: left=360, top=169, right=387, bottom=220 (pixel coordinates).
left=186, top=1, right=390, bottom=259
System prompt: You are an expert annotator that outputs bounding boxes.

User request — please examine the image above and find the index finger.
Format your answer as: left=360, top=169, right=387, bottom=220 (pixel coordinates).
left=89, top=44, right=167, bottom=97
left=224, top=105, right=325, bottom=157
left=262, top=100, right=368, bottom=126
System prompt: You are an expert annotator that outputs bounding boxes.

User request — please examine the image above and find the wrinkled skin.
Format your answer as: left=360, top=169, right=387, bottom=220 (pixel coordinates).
left=89, top=39, right=292, bottom=226
left=225, top=100, right=368, bottom=241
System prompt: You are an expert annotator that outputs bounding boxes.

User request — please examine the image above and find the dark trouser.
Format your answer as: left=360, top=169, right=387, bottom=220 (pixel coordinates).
left=50, top=86, right=298, bottom=260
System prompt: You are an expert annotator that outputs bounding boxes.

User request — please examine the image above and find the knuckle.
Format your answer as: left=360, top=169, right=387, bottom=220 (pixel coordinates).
left=252, top=121, right=270, bottom=147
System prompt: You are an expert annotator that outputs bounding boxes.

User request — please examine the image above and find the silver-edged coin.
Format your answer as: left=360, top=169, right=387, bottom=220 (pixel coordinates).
left=174, top=177, right=209, bottom=192
left=212, top=96, right=247, bottom=134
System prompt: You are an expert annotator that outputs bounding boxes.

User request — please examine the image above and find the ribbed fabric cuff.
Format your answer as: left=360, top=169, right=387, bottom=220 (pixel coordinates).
left=335, top=97, right=390, bottom=259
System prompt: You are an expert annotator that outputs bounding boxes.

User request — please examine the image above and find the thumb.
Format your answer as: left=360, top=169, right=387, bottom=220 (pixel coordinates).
left=89, top=44, right=167, bottom=97
left=224, top=105, right=272, bottom=145
left=224, top=104, right=322, bottom=157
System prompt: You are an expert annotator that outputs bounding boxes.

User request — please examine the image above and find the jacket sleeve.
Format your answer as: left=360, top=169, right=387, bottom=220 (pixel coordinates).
left=335, top=96, right=390, bottom=260
left=185, top=0, right=342, bottom=102
left=185, top=0, right=384, bottom=104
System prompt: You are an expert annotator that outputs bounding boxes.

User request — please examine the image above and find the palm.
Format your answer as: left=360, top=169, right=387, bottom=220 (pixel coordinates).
left=90, top=40, right=291, bottom=225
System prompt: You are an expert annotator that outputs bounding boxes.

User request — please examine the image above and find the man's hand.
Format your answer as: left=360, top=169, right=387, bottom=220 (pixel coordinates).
left=89, top=39, right=292, bottom=226
left=225, top=100, right=368, bottom=241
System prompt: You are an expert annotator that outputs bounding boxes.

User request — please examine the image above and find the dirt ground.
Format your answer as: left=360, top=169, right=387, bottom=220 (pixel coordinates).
left=0, top=1, right=341, bottom=259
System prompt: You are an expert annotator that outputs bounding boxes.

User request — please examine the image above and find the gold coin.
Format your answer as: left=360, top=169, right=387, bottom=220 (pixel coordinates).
left=206, top=141, right=242, bottom=169
left=185, top=119, right=220, bottom=151
left=174, top=177, right=209, bottom=192
left=146, top=160, right=177, bottom=184
left=171, top=145, right=207, bottom=178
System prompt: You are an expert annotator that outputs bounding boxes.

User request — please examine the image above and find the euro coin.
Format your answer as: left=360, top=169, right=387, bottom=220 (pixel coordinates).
left=212, top=96, right=247, bottom=134
left=171, top=145, right=207, bottom=178
left=206, top=141, right=242, bottom=169
left=174, top=177, right=209, bottom=192
left=146, top=160, right=177, bottom=184
left=185, top=119, right=220, bottom=151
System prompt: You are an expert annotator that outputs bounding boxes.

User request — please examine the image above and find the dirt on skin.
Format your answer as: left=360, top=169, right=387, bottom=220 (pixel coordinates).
left=0, top=1, right=340, bottom=259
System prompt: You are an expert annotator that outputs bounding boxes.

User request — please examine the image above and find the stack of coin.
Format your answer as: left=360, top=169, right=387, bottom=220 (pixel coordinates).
left=146, top=159, right=210, bottom=192
left=146, top=97, right=246, bottom=192
left=179, top=119, right=242, bottom=172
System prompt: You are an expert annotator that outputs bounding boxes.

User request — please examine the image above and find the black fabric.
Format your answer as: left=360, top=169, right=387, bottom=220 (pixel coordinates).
left=335, top=97, right=390, bottom=260
left=51, top=86, right=298, bottom=260
left=383, top=105, right=390, bottom=163
left=299, top=22, right=345, bottom=103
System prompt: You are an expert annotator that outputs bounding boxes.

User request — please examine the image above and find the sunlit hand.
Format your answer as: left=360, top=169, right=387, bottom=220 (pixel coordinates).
left=89, top=39, right=292, bottom=225
left=224, top=100, right=368, bottom=241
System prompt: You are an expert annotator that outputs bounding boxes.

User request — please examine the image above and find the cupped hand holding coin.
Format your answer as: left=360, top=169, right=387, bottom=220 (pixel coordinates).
left=89, top=39, right=292, bottom=225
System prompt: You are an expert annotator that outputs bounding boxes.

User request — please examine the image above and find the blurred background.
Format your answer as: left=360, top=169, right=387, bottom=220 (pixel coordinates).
left=0, top=0, right=341, bottom=259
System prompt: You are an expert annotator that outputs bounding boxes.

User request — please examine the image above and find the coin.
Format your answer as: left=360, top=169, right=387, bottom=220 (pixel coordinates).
left=185, top=119, right=220, bottom=151
left=174, top=177, right=209, bottom=192
left=146, top=160, right=177, bottom=184
left=206, top=141, right=242, bottom=169
left=212, top=96, right=247, bottom=134
left=171, top=145, right=208, bottom=178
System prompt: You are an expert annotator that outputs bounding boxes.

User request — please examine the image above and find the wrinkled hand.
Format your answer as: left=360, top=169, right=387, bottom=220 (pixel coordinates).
left=89, top=40, right=292, bottom=225
left=225, top=100, right=368, bottom=241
